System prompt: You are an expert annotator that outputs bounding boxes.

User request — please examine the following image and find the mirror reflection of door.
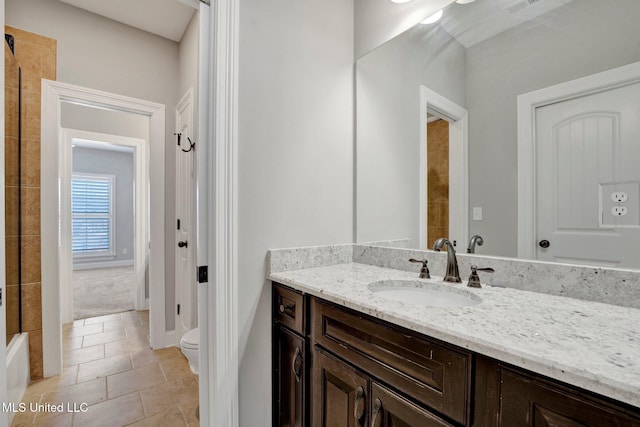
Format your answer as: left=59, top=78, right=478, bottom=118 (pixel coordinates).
left=535, top=82, right=640, bottom=268
left=426, top=113, right=449, bottom=249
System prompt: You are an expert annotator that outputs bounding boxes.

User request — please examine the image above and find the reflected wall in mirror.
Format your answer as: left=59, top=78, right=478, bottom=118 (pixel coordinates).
left=356, top=0, right=640, bottom=269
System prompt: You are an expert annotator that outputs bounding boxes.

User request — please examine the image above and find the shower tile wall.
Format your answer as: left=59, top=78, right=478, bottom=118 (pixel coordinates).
left=5, top=25, right=56, bottom=380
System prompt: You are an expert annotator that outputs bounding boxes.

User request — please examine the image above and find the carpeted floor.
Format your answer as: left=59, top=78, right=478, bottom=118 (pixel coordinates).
left=73, top=266, right=136, bottom=320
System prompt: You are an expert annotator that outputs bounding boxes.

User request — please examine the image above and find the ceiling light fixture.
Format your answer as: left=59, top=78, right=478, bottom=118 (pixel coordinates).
left=455, top=0, right=476, bottom=3
left=421, top=9, right=443, bottom=24
left=390, top=0, right=412, bottom=3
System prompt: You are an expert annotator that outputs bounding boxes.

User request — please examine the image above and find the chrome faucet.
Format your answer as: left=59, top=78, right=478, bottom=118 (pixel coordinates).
left=409, top=259, right=430, bottom=279
left=466, top=235, right=484, bottom=254
left=433, top=238, right=462, bottom=283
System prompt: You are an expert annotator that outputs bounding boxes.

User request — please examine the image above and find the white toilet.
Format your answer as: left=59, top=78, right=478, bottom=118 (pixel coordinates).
left=180, top=328, right=199, bottom=374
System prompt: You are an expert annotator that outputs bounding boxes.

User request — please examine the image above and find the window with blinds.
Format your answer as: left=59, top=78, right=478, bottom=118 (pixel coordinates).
left=72, top=174, right=116, bottom=256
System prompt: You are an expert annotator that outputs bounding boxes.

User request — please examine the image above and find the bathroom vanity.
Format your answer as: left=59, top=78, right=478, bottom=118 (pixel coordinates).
left=269, top=245, right=640, bottom=427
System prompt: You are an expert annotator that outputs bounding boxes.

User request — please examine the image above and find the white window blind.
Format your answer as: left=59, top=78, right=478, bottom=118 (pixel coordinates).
left=72, top=174, right=115, bottom=256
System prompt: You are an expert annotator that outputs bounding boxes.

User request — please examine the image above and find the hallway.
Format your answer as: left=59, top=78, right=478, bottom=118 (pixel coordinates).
left=11, top=311, right=199, bottom=427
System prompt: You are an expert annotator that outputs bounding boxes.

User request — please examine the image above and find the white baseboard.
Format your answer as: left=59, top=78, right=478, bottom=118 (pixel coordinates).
left=73, top=260, right=134, bottom=270
left=164, top=330, right=177, bottom=348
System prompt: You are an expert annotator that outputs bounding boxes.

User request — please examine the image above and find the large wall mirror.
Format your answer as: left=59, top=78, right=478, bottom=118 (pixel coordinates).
left=356, top=0, right=640, bottom=270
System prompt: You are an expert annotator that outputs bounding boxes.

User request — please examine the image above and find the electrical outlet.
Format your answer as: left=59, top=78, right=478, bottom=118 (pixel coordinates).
left=611, top=192, right=629, bottom=203
left=611, top=206, right=628, bottom=216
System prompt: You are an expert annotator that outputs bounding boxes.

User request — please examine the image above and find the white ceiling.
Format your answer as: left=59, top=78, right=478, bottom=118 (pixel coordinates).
left=439, top=0, right=573, bottom=48
left=58, top=0, right=198, bottom=42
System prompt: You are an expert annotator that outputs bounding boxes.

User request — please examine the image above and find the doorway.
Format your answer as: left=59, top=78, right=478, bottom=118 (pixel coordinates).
left=41, top=80, right=166, bottom=377
left=60, top=128, right=146, bottom=321
left=420, top=86, right=468, bottom=251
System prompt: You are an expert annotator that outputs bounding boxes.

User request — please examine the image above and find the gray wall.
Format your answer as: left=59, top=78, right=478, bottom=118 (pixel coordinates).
left=72, top=147, right=134, bottom=266
left=6, top=0, right=183, bottom=330
left=237, top=0, right=354, bottom=423
left=466, top=0, right=640, bottom=256
left=61, top=103, right=149, bottom=140
left=356, top=24, right=466, bottom=245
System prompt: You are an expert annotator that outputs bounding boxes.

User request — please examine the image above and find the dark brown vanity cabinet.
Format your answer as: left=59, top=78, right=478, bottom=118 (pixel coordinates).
left=313, top=348, right=454, bottom=427
left=272, top=283, right=640, bottom=427
left=273, top=285, right=309, bottom=427
left=498, top=369, right=640, bottom=427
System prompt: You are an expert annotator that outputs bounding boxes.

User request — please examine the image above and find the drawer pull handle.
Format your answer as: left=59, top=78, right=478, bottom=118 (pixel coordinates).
left=291, top=346, right=302, bottom=383
left=279, top=302, right=294, bottom=314
left=371, top=398, right=382, bottom=427
left=354, top=386, right=366, bottom=425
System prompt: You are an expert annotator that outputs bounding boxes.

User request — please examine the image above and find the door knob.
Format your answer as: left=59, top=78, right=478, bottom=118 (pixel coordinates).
left=178, top=241, right=188, bottom=248
left=538, top=240, right=550, bottom=248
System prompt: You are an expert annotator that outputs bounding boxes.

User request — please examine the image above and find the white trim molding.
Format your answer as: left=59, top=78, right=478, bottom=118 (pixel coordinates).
left=517, top=61, right=640, bottom=260
left=41, top=80, right=166, bottom=378
left=197, top=1, right=239, bottom=426
left=419, top=86, right=469, bottom=251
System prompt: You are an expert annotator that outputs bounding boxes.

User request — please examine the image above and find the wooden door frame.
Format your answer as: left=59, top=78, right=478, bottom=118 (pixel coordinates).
left=517, top=61, right=640, bottom=260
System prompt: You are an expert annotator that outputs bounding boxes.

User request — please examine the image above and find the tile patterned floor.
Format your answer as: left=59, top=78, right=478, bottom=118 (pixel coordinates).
left=11, top=310, right=200, bottom=427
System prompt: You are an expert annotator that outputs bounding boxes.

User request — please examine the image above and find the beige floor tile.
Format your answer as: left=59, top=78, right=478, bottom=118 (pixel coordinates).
left=63, top=336, right=83, bottom=351
left=125, top=327, right=150, bottom=339
left=83, top=312, right=124, bottom=325
left=40, top=378, right=106, bottom=407
left=179, top=400, right=199, bottom=425
left=137, top=311, right=149, bottom=323
left=63, top=345, right=105, bottom=367
left=73, top=392, right=144, bottom=427
left=140, top=376, right=198, bottom=418
left=130, top=347, right=183, bottom=369
left=81, top=329, right=126, bottom=348
left=36, top=378, right=106, bottom=423
left=62, top=323, right=103, bottom=338
left=10, top=410, right=36, bottom=427
left=33, top=412, right=73, bottom=427
left=104, top=335, right=150, bottom=358
left=159, top=356, right=193, bottom=383
left=126, top=406, right=186, bottom=427
left=22, top=366, right=78, bottom=400
left=107, top=364, right=166, bottom=399
left=77, top=354, right=132, bottom=383
left=103, top=318, right=142, bottom=332
left=120, top=310, right=141, bottom=320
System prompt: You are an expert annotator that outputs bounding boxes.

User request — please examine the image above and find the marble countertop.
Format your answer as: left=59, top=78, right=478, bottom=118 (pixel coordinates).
left=268, top=262, right=640, bottom=408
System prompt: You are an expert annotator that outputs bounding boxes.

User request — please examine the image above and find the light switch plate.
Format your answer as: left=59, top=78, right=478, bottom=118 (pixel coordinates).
left=472, top=207, right=483, bottom=221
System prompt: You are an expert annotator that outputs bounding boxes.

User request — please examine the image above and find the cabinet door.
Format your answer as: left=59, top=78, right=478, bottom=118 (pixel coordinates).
left=370, top=383, right=454, bottom=427
left=500, top=369, right=640, bottom=427
left=313, top=348, right=369, bottom=427
left=274, top=326, right=306, bottom=427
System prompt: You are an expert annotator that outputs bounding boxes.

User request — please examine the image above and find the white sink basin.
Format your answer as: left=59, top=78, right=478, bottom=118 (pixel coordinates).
left=368, top=280, right=481, bottom=308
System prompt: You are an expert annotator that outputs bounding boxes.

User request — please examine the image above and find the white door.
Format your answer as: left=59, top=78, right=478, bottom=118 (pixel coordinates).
left=175, top=89, right=196, bottom=340
left=535, top=82, right=640, bottom=268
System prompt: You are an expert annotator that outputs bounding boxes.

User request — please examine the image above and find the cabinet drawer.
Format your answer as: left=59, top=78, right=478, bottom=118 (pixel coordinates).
left=273, top=284, right=306, bottom=335
left=312, top=298, right=471, bottom=425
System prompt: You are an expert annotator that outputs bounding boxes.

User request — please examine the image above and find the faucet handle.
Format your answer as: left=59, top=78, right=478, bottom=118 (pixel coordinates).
left=468, top=265, right=494, bottom=288
left=408, top=259, right=430, bottom=279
